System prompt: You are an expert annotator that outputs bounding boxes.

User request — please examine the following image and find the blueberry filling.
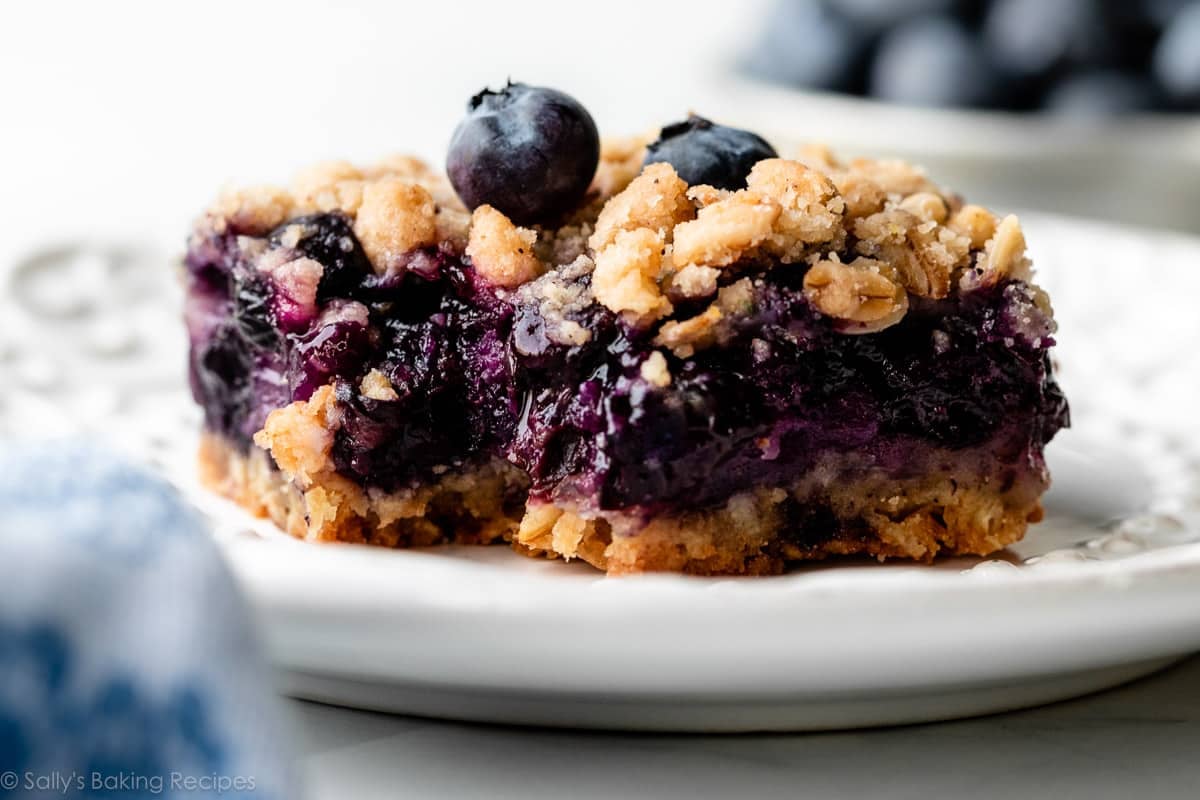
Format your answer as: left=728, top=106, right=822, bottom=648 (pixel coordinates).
left=185, top=215, right=1068, bottom=515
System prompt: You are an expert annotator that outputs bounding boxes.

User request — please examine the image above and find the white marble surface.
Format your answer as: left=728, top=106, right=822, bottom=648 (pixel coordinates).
left=290, top=656, right=1200, bottom=800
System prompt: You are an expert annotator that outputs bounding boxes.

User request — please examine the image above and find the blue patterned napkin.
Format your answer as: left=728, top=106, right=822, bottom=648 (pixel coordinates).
left=0, top=442, right=298, bottom=799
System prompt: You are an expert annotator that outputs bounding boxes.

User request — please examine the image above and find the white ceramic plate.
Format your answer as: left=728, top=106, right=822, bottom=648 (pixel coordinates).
left=2, top=214, right=1199, bottom=732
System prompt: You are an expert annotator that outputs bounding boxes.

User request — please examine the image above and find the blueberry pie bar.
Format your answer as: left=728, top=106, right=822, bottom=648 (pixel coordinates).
left=185, top=82, right=1068, bottom=575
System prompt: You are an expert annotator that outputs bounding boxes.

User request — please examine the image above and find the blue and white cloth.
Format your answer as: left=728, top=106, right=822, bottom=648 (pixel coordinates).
left=0, top=442, right=298, bottom=799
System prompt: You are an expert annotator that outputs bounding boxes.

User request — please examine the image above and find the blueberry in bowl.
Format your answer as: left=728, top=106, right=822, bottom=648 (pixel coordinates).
left=184, top=82, right=1068, bottom=575
left=743, top=0, right=1200, bottom=114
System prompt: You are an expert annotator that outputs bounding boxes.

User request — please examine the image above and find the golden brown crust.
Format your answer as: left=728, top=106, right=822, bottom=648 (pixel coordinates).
left=204, top=409, right=1041, bottom=576
left=515, top=469, right=1045, bottom=576
left=201, top=432, right=527, bottom=547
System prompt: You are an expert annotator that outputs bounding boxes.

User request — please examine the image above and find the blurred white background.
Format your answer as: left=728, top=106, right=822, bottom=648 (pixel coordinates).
left=5, top=0, right=1199, bottom=248
left=0, top=0, right=764, bottom=247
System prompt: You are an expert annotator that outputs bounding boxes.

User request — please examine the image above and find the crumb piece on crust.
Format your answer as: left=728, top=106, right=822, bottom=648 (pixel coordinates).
left=291, top=161, right=366, bottom=216
left=257, top=255, right=323, bottom=321
left=466, top=205, right=544, bottom=288
left=515, top=503, right=563, bottom=551
left=843, top=157, right=936, bottom=198
left=639, top=350, right=672, bottom=387
left=515, top=255, right=596, bottom=348
left=663, top=263, right=720, bottom=301
left=671, top=191, right=780, bottom=268
left=589, top=134, right=652, bottom=200
left=746, top=158, right=846, bottom=262
left=830, top=172, right=887, bottom=219
left=360, top=368, right=399, bottom=401
left=588, top=162, right=694, bottom=252
left=515, top=504, right=608, bottom=565
left=209, top=185, right=295, bottom=234
left=685, top=184, right=731, bottom=209
left=897, top=191, right=949, bottom=223
left=948, top=204, right=998, bottom=250
left=591, top=228, right=673, bottom=323
left=803, top=256, right=909, bottom=332
left=253, top=384, right=338, bottom=486
left=794, top=142, right=841, bottom=171
left=653, top=278, right=754, bottom=357
left=853, top=207, right=971, bottom=299
left=980, top=214, right=1032, bottom=284
left=353, top=178, right=437, bottom=274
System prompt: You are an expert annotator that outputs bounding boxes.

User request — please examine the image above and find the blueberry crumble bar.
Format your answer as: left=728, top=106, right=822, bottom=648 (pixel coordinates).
left=185, top=82, right=1068, bottom=575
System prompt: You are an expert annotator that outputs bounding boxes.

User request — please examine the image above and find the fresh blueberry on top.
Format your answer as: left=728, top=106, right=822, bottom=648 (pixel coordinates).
left=643, top=115, right=777, bottom=190
left=446, top=82, right=600, bottom=226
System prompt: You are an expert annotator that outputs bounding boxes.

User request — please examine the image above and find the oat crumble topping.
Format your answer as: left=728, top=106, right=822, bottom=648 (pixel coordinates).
left=194, top=141, right=1038, bottom=345
left=466, top=205, right=544, bottom=288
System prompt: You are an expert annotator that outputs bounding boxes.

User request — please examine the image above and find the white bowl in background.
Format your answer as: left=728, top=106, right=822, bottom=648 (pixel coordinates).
left=703, top=75, right=1200, bottom=233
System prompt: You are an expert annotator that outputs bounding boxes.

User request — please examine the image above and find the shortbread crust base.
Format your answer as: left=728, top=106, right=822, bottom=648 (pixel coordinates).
left=200, top=431, right=1041, bottom=575
left=198, top=432, right=526, bottom=547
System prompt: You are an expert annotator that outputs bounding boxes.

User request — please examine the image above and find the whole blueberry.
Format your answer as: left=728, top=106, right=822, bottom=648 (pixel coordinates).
left=446, top=82, right=600, bottom=225
left=869, top=17, right=999, bottom=108
left=743, top=0, right=868, bottom=92
left=1154, top=2, right=1200, bottom=108
left=1044, top=71, right=1159, bottom=116
left=643, top=116, right=777, bottom=190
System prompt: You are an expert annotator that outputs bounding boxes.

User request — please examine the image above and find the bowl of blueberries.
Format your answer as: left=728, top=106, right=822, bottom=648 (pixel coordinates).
left=720, top=0, right=1200, bottom=232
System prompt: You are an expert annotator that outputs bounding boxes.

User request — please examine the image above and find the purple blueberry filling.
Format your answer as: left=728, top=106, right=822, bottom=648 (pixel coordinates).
left=185, top=213, right=1068, bottom=515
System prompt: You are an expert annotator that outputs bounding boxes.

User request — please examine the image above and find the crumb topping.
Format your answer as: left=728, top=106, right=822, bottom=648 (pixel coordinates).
left=466, top=205, right=544, bottom=288
left=209, top=186, right=295, bottom=234
left=672, top=191, right=780, bottom=269
left=253, top=385, right=339, bottom=486
left=354, top=178, right=437, bottom=274
left=290, top=160, right=366, bottom=215
left=803, top=256, right=909, bottom=332
left=980, top=214, right=1032, bottom=284
left=588, top=133, right=652, bottom=200
left=639, top=350, right=672, bottom=387
left=514, top=254, right=596, bottom=348
left=592, top=228, right=674, bottom=324
left=197, top=140, right=1038, bottom=341
left=588, top=162, right=694, bottom=251
left=653, top=278, right=755, bottom=358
